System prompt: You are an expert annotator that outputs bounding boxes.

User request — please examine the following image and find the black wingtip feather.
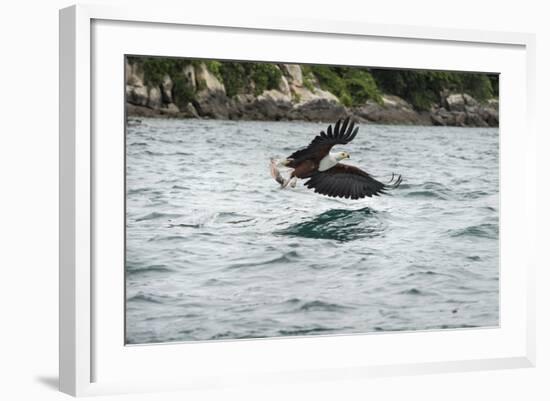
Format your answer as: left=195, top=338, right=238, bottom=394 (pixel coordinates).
left=344, top=119, right=355, bottom=138
left=340, top=117, right=350, bottom=136
left=334, top=119, right=341, bottom=135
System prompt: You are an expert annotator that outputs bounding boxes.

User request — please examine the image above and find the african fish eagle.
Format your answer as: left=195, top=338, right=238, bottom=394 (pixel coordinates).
left=270, top=117, right=402, bottom=199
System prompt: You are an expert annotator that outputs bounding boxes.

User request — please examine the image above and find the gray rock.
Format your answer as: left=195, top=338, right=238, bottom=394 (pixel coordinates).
left=292, top=86, right=338, bottom=104
left=194, top=91, right=232, bottom=119
left=182, top=64, right=196, bottom=91
left=195, top=63, right=225, bottom=93
left=281, top=64, right=303, bottom=85
left=454, top=111, right=466, bottom=126
left=126, top=63, right=145, bottom=86
left=147, top=86, right=162, bottom=109
left=125, top=59, right=132, bottom=82
left=278, top=75, right=291, bottom=97
left=126, top=84, right=149, bottom=106
left=193, top=62, right=231, bottom=118
left=433, top=93, right=499, bottom=127
left=126, top=103, right=157, bottom=118
left=466, top=111, right=488, bottom=127
left=160, top=103, right=180, bottom=116
left=352, top=95, right=423, bottom=125
left=430, top=107, right=467, bottom=126
left=290, top=98, right=346, bottom=122
left=446, top=93, right=466, bottom=111
left=465, top=105, right=478, bottom=114
left=258, top=89, right=292, bottom=104
left=431, top=112, right=446, bottom=126
left=234, top=93, right=256, bottom=105
left=486, top=98, right=499, bottom=110
left=284, top=84, right=345, bottom=121
left=184, top=103, right=200, bottom=118
left=463, top=93, right=478, bottom=107
left=479, top=106, right=499, bottom=126
left=160, top=75, right=173, bottom=104
left=125, top=61, right=150, bottom=107
left=248, top=89, right=293, bottom=120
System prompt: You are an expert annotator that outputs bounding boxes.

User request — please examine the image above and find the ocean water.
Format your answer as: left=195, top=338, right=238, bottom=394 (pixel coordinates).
left=125, top=118, right=499, bottom=344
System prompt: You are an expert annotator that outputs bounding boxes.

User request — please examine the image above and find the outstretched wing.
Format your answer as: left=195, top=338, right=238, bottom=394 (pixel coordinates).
left=304, top=163, right=402, bottom=199
left=288, top=117, right=359, bottom=163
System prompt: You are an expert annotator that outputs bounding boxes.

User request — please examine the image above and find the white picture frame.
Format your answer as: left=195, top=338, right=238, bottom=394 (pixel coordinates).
left=59, top=3, right=536, bottom=397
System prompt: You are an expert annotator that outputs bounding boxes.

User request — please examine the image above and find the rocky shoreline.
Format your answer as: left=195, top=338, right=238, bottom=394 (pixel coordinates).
left=126, top=60, right=499, bottom=127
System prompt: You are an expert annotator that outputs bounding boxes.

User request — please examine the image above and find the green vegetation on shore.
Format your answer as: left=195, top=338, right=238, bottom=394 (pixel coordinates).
left=128, top=56, right=498, bottom=112
left=302, top=65, right=382, bottom=106
left=370, top=69, right=497, bottom=110
left=137, top=57, right=195, bottom=108
left=219, top=62, right=282, bottom=96
left=130, top=56, right=284, bottom=105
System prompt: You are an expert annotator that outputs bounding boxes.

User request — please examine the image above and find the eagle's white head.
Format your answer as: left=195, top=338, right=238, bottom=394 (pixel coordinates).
left=335, top=151, right=350, bottom=161
left=319, top=151, right=351, bottom=172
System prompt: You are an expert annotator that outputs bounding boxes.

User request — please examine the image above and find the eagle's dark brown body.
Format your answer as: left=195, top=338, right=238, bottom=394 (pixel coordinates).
left=289, top=159, right=317, bottom=179
left=275, top=117, right=402, bottom=199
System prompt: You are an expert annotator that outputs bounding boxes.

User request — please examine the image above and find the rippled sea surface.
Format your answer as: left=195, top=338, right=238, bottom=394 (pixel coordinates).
left=125, top=118, right=499, bottom=344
